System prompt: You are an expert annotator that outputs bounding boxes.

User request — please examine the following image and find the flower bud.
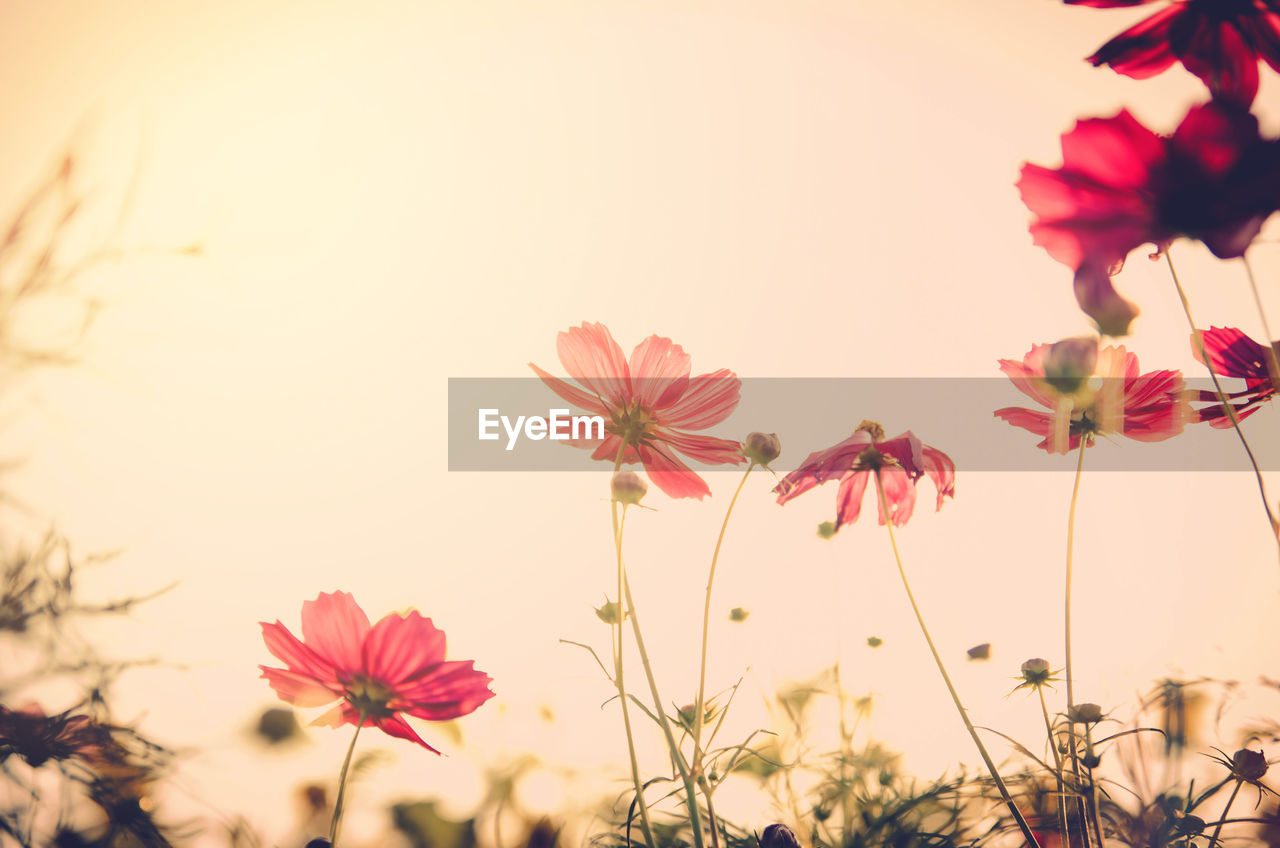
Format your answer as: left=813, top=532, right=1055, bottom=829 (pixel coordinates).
left=1043, top=337, right=1098, bottom=395
left=728, top=607, right=749, bottom=622
left=1231, top=748, right=1268, bottom=781
left=595, top=601, right=625, bottom=625
left=1020, top=658, right=1051, bottom=686
left=1068, top=702, right=1103, bottom=724
left=817, top=521, right=838, bottom=540
left=611, top=471, right=647, bottom=505
left=742, top=432, right=781, bottom=466
left=866, top=636, right=883, bottom=648
left=760, top=823, right=802, bottom=848
left=1082, top=752, right=1102, bottom=768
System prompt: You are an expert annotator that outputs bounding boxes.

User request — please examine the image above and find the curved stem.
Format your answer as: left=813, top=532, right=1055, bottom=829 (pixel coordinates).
left=1168, top=252, right=1280, bottom=544
left=1241, top=254, right=1280, bottom=391
left=1063, top=441, right=1093, bottom=848
left=1208, top=780, right=1243, bottom=848
left=691, top=462, right=755, bottom=848
left=873, top=473, right=1041, bottom=848
left=622, top=570, right=706, bottom=848
left=329, top=710, right=367, bottom=847
left=1082, top=725, right=1106, bottom=847
left=611, top=455, right=657, bottom=848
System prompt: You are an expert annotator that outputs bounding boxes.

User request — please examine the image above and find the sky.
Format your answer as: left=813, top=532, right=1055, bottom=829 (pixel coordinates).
left=2, top=2, right=1279, bottom=845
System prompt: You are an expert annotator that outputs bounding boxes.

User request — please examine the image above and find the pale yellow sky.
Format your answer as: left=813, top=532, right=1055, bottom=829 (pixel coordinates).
left=2, top=2, right=1279, bottom=845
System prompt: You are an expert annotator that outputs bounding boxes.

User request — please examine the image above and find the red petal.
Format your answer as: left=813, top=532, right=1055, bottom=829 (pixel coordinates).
left=1086, top=5, right=1182, bottom=79
left=301, top=592, right=372, bottom=674
left=259, top=666, right=341, bottom=708
left=373, top=714, right=442, bottom=754
left=874, top=467, right=918, bottom=527
left=921, top=445, right=957, bottom=510
left=659, top=430, right=747, bottom=466
left=529, top=362, right=609, bottom=416
left=362, top=610, right=446, bottom=686
left=261, top=620, right=340, bottom=683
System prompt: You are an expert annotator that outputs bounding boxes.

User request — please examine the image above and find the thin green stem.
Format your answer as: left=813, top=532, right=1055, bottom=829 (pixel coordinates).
left=1064, top=441, right=1093, bottom=848
left=1038, top=687, right=1070, bottom=848
left=1241, top=254, right=1280, bottom=391
left=691, top=462, right=755, bottom=848
left=874, top=473, right=1041, bottom=848
left=329, top=710, right=367, bottom=847
left=622, top=570, right=706, bottom=848
left=1208, top=780, right=1243, bottom=848
left=1168, top=251, right=1280, bottom=544
left=611, top=456, right=658, bottom=848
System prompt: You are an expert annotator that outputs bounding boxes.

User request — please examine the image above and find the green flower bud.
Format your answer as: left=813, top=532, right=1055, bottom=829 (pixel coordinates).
left=1068, top=702, right=1103, bottom=724
left=611, top=471, right=647, bottom=505
left=1020, top=658, right=1051, bottom=686
left=1043, top=336, right=1099, bottom=395
left=742, top=432, right=781, bottom=466
left=595, top=601, right=625, bottom=624
left=728, top=607, right=749, bottom=622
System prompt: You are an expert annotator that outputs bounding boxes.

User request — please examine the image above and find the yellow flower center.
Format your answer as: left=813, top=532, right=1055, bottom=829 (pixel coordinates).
left=343, top=676, right=396, bottom=718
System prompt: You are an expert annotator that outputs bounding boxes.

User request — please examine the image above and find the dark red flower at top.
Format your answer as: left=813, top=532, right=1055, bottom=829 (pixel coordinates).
left=774, top=421, right=955, bottom=533
left=1066, top=0, right=1280, bottom=107
left=1018, top=100, right=1280, bottom=336
left=531, top=322, right=745, bottom=500
left=1189, top=326, right=1279, bottom=425
left=261, top=592, right=495, bottom=753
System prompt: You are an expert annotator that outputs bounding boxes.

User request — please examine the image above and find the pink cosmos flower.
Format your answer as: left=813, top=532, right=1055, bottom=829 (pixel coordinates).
left=1066, top=0, right=1280, bottom=106
left=773, top=421, right=956, bottom=533
left=260, top=592, right=495, bottom=753
left=994, top=339, right=1189, bottom=452
left=1018, top=100, right=1280, bottom=335
left=1189, top=325, right=1279, bottom=425
left=530, top=322, right=744, bottom=499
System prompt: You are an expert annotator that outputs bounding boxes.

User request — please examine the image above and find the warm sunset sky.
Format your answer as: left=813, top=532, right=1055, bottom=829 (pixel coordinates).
left=2, top=2, right=1279, bottom=845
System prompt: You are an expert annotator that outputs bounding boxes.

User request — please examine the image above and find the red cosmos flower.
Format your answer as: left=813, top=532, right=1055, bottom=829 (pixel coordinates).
left=260, top=592, right=495, bottom=753
left=994, top=339, right=1189, bottom=452
left=530, top=322, right=744, bottom=499
left=773, top=421, right=955, bottom=533
left=1190, top=326, right=1279, bottom=425
left=1066, top=0, right=1280, bottom=106
left=1018, top=100, right=1280, bottom=336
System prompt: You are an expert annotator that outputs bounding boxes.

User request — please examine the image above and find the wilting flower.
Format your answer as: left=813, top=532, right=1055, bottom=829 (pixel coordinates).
left=1066, top=0, right=1280, bottom=106
left=260, top=591, right=495, bottom=752
left=0, top=704, right=109, bottom=768
left=530, top=322, right=744, bottom=499
left=995, top=339, right=1189, bottom=452
left=774, top=421, right=955, bottom=533
left=1018, top=100, right=1280, bottom=335
left=1189, top=326, right=1278, bottom=425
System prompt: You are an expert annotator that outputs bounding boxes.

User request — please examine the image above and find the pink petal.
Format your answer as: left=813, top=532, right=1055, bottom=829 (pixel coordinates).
left=589, top=434, right=641, bottom=464
left=529, top=363, right=610, bottom=416
left=628, top=335, right=692, bottom=410
left=310, top=703, right=349, bottom=728
left=1059, top=110, right=1166, bottom=190
left=659, top=369, right=742, bottom=430
left=260, top=666, right=342, bottom=708
left=556, top=323, right=632, bottom=408
left=261, top=620, right=340, bottom=683
left=362, top=610, right=446, bottom=686
left=397, top=660, right=496, bottom=720
left=659, top=430, right=747, bottom=466
left=921, top=445, right=957, bottom=511
left=875, top=431, right=926, bottom=479
left=875, top=467, right=918, bottom=527
left=373, top=714, right=442, bottom=754
left=301, top=591, right=372, bottom=674
left=833, top=471, right=869, bottom=530
left=1178, top=17, right=1260, bottom=106
left=638, top=443, right=712, bottom=500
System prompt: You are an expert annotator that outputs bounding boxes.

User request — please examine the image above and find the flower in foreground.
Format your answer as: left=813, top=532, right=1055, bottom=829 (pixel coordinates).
left=1018, top=100, right=1280, bottom=335
left=1189, top=326, right=1278, bottom=426
left=530, top=322, right=744, bottom=499
left=995, top=338, right=1189, bottom=453
left=260, top=591, right=494, bottom=752
left=1066, top=0, right=1280, bottom=106
left=773, top=420, right=955, bottom=532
